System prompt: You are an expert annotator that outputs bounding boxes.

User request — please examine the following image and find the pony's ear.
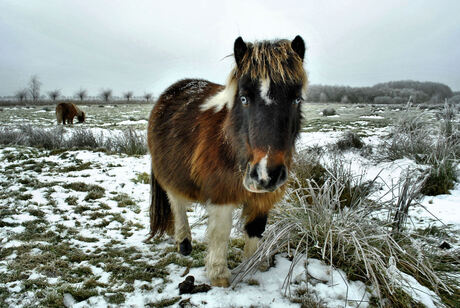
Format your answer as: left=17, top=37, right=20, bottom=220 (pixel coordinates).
left=234, top=37, right=247, bottom=68
left=291, top=35, right=305, bottom=61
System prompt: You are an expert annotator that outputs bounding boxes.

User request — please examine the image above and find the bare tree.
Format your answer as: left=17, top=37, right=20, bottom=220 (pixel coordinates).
left=28, top=75, right=41, bottom=103
left=75, top=88, right=88, bottom=102
left=48, top=89, right=61, bottom=102
left=123, top=91, right=134, bottom=102
left=100, top=89, right=112, bottom=103
left=143, top=93, right=153, bottom=102
left=15, top=89, right=28, bottom=103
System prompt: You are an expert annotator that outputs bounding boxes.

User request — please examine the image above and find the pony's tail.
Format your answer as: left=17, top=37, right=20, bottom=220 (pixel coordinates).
left=147, top=170, right=173, bottom=240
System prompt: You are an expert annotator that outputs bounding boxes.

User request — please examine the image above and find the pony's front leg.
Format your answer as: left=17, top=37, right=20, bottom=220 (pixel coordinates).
left=206, top=204, right=234, bottom=287
left=243, top=214, right=267, bottom=259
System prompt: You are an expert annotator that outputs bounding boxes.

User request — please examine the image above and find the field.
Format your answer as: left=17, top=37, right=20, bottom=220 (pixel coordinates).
left=0, top=102, right=458, bottom=307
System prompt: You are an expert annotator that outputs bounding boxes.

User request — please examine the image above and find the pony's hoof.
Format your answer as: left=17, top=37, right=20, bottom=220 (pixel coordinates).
left=210, top=278, right=230, bottom=287
left=179, top=238, right=192, bottom=256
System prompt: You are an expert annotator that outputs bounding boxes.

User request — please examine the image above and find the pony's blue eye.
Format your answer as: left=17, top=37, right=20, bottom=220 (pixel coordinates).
left=240, top=96, right=248, bottom=106
left=293, top=98, right=302, bottom=105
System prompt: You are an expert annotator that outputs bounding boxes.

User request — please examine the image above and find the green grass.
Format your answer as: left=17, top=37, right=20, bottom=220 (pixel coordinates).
left=64, top=182, right=105, bottom=193
left=131, top=172, right=150, bottom=184
left=84, top=187, right=105, bottom=200
left=111, top=193, right=140, bottom=213
left=65, top=195, right=78, bottom=205
left=106, top=293, right=126, bottom=304
left=146, top=297, right=181, bottom=308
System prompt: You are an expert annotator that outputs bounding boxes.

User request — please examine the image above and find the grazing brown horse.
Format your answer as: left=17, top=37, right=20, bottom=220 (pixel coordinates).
left=147, top=36, right=307, bottom=287
left=55, top=102, right=85, bottom=125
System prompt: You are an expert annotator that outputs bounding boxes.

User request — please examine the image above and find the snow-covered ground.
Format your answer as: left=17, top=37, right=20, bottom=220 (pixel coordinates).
left=0, top=103, right=458, bottom=307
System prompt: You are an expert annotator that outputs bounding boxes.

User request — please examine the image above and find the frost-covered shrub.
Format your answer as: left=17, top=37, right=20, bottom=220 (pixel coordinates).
left=22, top=125, right=65, bottom=149
left=0, top=126, right=147, bottom=156
left=112, top=128, right=147, bottom=156
left=0, top=127, right=23, bottom=145
left=66, top=128, right=103, bottom=149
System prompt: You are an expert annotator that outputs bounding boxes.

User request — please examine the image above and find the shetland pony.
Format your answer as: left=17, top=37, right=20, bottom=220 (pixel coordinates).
left=147, top=36, right=307, bottom=287
left=55, top=102, right=85, bottom=125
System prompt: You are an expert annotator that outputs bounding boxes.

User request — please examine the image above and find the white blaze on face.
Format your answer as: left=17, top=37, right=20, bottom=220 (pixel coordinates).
left=257, top=154, right=270, bottom=182
left=260, top=78, right=273, bottom=105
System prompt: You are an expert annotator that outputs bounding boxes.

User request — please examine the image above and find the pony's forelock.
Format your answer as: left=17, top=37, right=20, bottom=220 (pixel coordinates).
left=235, top=39, right=307, bottom=85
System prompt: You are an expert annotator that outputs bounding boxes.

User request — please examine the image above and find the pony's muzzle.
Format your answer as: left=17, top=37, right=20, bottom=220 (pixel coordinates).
left=243, top=163, right=287, bottom=193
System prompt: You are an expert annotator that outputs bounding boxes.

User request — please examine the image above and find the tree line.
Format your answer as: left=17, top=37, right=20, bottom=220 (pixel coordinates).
left=12, top=75, right=154, bottom=103
left=9, top=75, right=460, bottom=105
left=306, top=80, right=458, bottom=104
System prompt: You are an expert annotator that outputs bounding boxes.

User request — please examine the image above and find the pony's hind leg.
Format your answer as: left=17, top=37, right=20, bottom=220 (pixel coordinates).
left=167, top=191, right=192, bottom=255
left=206, top=204, right=234, bottom=287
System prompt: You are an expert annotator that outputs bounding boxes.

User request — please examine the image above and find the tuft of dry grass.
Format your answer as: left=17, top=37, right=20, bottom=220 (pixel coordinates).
left=384, top=102, right=458, bottom=196
left=232, top=160, right=451, bottom=306
left=0, top=125, right=147, bottom=156
left=335, top=131, right=364, bottom=151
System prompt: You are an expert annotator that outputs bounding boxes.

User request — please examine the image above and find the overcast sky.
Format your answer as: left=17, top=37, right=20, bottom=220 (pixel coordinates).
left=1, top=0, right=459, bottom=98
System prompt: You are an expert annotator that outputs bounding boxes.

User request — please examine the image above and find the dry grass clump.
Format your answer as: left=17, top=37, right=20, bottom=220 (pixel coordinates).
left=292, top=150, right=376, bottom=209
left=112, top=128, right=147, bottom=156
left=384, top=102, right=459, bottom=196
left=67, top=128, right=103, bottom=149
left=291, top=147, right=327, bottom=190
left=335, top=131, right=364, bottom=151
left=384, top=103, right=432, bottom=162
left=232, top=160, right=451, bottom=306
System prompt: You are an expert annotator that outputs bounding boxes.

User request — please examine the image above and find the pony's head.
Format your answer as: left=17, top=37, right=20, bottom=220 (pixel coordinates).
left=77, top=110, right=86, bottom=123
left=227, top=36, right=308, bottom=193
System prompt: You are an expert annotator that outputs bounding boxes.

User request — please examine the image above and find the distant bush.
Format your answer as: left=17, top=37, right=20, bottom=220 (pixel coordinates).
left=448, top=95, right=460, bottom=104
left=322, top=107, right=336, bottom=116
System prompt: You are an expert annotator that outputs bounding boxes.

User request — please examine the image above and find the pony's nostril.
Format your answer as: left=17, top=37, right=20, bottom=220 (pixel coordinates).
left=278, top=166, right=287, bottom=184
left=249, top=165, right=259, bottom=181
left=268, top=165, right=287, bottom=189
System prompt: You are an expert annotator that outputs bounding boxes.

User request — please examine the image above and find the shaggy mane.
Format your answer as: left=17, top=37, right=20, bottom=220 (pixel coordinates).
left=203, top=39, right=308, bottom=112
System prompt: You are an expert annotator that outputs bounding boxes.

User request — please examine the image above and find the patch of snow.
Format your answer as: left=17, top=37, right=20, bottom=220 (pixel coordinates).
left=386, top=256, right=442, bottom=308
left=305, top=259, right=371, bottom=307
left=359, top=115, right=384, bottom=119
left=117, top=119, right=148, bottom=125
